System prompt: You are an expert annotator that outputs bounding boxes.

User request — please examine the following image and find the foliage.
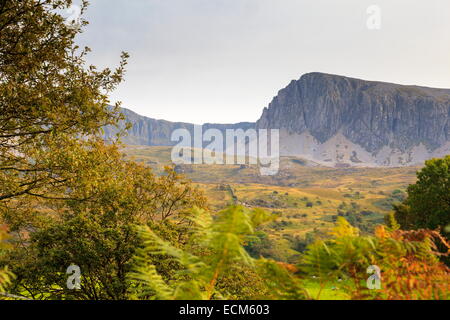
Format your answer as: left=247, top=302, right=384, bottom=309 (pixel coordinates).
left=384, top=212, right=400, bottom=231
left=0, top=0, right=128, bottom=203
left=127, top=206, right=302, bottom=300
left=255, top=258, right=307, bottom=300
left=300, top=217, right=450, bottom=300
left=394, top=156, right=450, bottom=233
left=0, top=1, right=206, bottom=300
left=1, top=0, right=448, bottom=302
left=394, top=156, right=450, bottom=265
left=244, top=230, right=274, bottom=258
left=0, top=141, right=206, bottom=299
left=0, top=226, right=14, bottom=296
left=214, top=263, right=270, bottom=300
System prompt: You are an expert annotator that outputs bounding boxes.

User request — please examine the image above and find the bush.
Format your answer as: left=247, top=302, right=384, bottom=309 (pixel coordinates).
left=301, top=217, right=450, bottom=300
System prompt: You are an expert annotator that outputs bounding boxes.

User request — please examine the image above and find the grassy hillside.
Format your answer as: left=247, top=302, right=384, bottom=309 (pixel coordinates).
left=123, top=145, right=419, bottom=263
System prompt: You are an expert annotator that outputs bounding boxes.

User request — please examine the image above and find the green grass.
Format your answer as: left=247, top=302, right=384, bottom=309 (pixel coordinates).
left=303, top=280, right=351, bottom=300
left=122, top=145, right=420, bottom=262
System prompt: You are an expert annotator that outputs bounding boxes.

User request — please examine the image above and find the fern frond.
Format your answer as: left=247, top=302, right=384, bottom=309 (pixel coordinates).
left=128, top=262, right=173, bottom=300
left=0, top=267, right=14, bottom=295
left=256, top=258, right=308, bottom=300
left=138, top=225, right=205, bottom=275
left=128, top=205, right=275, bottom=300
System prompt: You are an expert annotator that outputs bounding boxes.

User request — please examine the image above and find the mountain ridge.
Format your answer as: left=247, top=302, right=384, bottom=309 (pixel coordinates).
left=104, top=72, right=450, bottom=167
left=103, top=107, right=255, bottom=146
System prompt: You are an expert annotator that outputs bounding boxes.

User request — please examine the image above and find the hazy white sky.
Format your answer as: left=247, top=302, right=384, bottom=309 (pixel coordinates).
left=77, top=0, right=450, bottom=124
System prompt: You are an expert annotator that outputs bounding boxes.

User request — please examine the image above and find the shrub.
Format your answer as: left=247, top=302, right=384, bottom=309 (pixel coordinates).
left=301, top=217, right=450, bottom=300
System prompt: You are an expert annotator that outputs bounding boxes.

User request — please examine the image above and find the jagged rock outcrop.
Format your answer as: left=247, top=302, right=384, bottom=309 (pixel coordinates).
left=257, top=73, right=450, bottom=166
left=103, top=73, right=450, bottom=167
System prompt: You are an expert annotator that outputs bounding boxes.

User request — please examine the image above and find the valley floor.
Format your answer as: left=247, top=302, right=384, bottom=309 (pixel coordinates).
left=124, top=145, right=419, bottom=262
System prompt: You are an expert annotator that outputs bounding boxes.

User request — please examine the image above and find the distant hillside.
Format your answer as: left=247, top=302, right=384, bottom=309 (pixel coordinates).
left=104, top=73, right=450, bottom=167
left=103, top=107, right=254, bottom=146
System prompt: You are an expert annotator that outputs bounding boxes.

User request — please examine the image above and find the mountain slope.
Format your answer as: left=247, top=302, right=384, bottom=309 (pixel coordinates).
left=103, top=107, right=254, bottom=146
left=104, top=73, right=450, bottom=167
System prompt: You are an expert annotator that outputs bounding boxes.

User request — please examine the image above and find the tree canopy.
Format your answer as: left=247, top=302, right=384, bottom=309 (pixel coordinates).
left=0, top=0, right=128, bottom=202
left=394, top=156, right=450, bottom=235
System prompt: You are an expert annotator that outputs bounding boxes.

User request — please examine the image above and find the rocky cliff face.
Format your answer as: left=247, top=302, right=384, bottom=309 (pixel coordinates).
left=104, top=73, right=450, bottom=167
left=256, top=73, right=450, bottom=166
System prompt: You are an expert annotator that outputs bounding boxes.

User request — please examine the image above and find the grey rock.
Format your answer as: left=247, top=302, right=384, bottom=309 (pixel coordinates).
left=103, top=107, right=255, bottom=147
left=257, top=72, right=450, bottom=153
left=103, top=73, right=450, bottom=167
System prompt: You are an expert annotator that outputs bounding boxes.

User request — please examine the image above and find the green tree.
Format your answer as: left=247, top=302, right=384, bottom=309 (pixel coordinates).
left=394, top=156, right=450, bottom=235
left=0, top=0, right=128, bottom=202
left=0, top=0, right=210, bottom=301
left=0, top=0, right=130, bottom=299
left=2, top=151, right=206, bottom=299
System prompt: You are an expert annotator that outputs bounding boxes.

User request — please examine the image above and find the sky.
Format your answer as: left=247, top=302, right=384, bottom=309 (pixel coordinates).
left=75, top=0, right=450, bottom=124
